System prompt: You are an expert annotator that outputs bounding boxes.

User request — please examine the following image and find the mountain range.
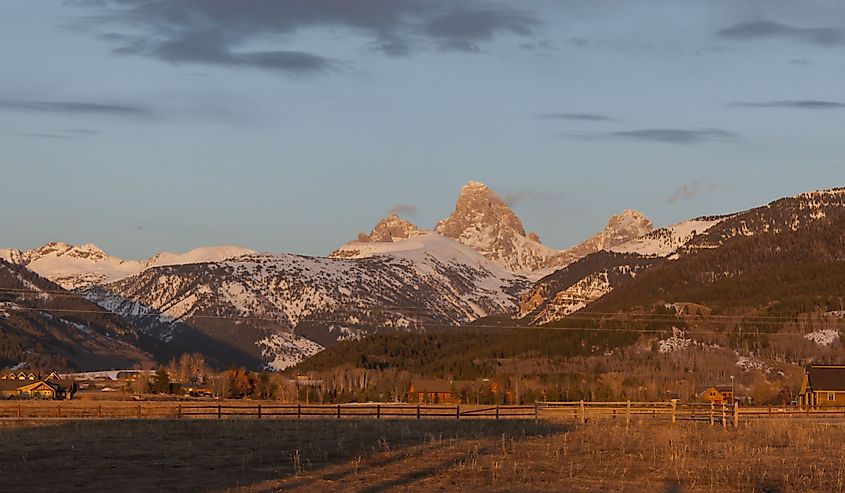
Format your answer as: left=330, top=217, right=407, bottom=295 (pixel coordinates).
left=2, top=182, right=844, bottom=372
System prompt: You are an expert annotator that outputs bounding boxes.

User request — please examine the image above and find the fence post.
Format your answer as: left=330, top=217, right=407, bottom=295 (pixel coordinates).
left=97, top=405, right=102, bottom=419
left=721, top=403, right=727, bottom=430
left=377, top=404, right=382, bottom=420
left=710, top=402, right=714, bottom=426
left=177, top=405, right=182, bottom=420
left=671, top=400, right=677, bottom=425
left=455, top=405, right=459, bottom=421
left=217, top=404, right=222, bottom=420
left=337, top=404, right=341, bottom=420
left=626, top=400, right=631, bottom=426
left=534, top=402, right=539, bottom=422
left=496, top=405, right=500, bottom=420
left=733, top=401, right=739, bottom=428
left=257, top=404, right=262, bottom=420
left=137, top=404, right=141, bottom=419
left=416, top=404, right=421, bottom=419
left=297, top=403, right=301, bottom=420
left=579, top=400, right=586, bottom=424
left=16, top=405, right=21, bottom=419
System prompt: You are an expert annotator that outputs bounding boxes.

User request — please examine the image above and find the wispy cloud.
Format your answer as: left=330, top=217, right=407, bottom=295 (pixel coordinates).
left=23, top=133, right=74, bottom=140
left=536, top=113, right=617, bottom=122
left=716, top=21, right=845, bottom=46
left=500, top=189, right=566, bottom=207
left=387, top=204, right=419, bottom=217
left=731, top=100, right=845, bottom=109
left=607, top=128, right=737, bottom=145
left=665, top=178, right=718, bottom=204
left=0, top=98, right=151, bottom=117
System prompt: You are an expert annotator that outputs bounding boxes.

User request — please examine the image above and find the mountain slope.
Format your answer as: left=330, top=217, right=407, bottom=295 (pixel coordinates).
left=0, top=259, right=153, bottom=371
left=582, top=188, right=845, bottom=318
left=85, top=235, right=528, bottom=370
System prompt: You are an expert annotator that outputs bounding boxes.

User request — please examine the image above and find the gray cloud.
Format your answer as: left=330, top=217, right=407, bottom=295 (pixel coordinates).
left=788, top=58, right=813, bottom=66
left=716, top=21, right=845, bottom=46
left=665, top=178, right=718, bottom=205
left=69, top=1, right=540, bottom=73
left=536, top=113, right=617, bottom=122
left=387, top=204, right=418, bottom=217
left=501, top=190, right=566, bottom=207
left=609, top=128, right=737, bottom=144
left=732, top=100, right=845, bottom=109
left=423, top=8, right=538, bottom=52
left=0, top=98, right=151, bottom=117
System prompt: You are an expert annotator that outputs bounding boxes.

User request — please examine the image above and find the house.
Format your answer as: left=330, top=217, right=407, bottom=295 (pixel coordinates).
left=798, top=365, right=845, bottom=407
left=408, top=379, right=457, bottom=404
left=699, top=386, right=734, bottom=405
left=408, top=379, right=512, bottom=404
left=0, top=371, right=74, bottom=400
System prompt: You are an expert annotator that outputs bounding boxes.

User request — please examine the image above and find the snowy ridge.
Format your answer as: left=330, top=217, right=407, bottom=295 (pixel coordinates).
left=1, top=242, right=254, bottom=290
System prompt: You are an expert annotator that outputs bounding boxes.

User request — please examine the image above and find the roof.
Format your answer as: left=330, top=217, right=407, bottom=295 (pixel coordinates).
left=807, top=365, right=845, bottom=392
left=409, top=379, right=453, bottom=393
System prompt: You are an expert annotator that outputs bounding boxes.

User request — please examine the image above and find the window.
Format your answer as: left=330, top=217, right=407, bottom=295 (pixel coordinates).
left=829, top=393, right=836, bottom=401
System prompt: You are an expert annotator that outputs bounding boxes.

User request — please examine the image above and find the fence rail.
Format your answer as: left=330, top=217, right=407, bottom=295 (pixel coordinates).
left=3, top=401, right=845, bottom=424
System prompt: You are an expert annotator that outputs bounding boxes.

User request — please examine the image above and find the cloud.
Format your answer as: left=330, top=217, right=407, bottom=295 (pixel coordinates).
left=387, top=204, right=418, bottom=217
left=0, top=98, right=152, bottom=117
left=608, top=128, right=737, bottom=144
left=665, top=178, right=718, bottom=204
left=731, top=100, right=845, bottom=109
left=423, top=8, right=538, bottom=52
left=536, top=113, right=617, bottom=122
left=500, top=190, right=566, bottom=207
left=69, top=1, right=540, bottom=73
left=65, top=128, right=100, bottom=135
left=716, top=21, right=845, bottom=46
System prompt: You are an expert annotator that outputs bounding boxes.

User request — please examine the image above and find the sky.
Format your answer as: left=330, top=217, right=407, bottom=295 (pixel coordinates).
left=1, top=0, right=844, bottom=259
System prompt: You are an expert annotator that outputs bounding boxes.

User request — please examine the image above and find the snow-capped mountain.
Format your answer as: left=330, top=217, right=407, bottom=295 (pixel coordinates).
left=0, top=242, right=254, bottom=290
left=85, top=235, right=528, bottom=369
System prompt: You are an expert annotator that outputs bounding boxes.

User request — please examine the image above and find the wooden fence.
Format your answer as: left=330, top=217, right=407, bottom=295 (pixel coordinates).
left=0, top=402, right=536, bottom=421
left=4, top=401, right=845, bottom=424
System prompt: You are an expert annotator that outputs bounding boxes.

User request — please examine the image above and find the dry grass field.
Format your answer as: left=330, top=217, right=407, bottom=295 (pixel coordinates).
left=2, top=417, right=845, bottom=492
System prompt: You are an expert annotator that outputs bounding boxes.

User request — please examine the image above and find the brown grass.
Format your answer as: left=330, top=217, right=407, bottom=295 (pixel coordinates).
left=1, top=418, right=845, bottom=492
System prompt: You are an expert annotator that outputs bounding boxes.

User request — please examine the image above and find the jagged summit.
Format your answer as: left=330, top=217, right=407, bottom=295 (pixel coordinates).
left=333, top=181, right=656, bottom=275
left=356, top=214, right=426, bottom=243
left=435, top=181, right=528, bottom=239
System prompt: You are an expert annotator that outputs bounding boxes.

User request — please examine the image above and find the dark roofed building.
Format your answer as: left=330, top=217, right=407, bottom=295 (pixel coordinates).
left=799, top=365, right=845, bottom=407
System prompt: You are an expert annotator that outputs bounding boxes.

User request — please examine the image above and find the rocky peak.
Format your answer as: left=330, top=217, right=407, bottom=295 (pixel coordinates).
left=596, top=210, right=654, bottom=250
left=434, top=182, right=561, bottom=273
left=358, top=214, right=426, bottom=243
left=435, top=181, right=527, bottom=239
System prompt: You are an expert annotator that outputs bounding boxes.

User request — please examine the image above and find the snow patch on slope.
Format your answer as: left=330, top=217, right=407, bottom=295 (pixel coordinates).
left=609, top=218, right=727, bottom=257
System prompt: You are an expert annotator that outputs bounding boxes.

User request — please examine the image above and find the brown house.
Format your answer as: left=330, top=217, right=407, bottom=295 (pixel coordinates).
left=799, top=365, right=845, bottom=407
left=408, top=379, right=512, bottom=404
left=699, top=386, right=734, bottom=405
left=0, top=371, right=73, bottom=400
left=408, top=379, right=457, bottom=404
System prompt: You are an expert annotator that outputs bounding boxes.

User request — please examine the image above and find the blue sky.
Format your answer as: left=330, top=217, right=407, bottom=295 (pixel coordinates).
left=2, top=0, right=844, bottom=258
